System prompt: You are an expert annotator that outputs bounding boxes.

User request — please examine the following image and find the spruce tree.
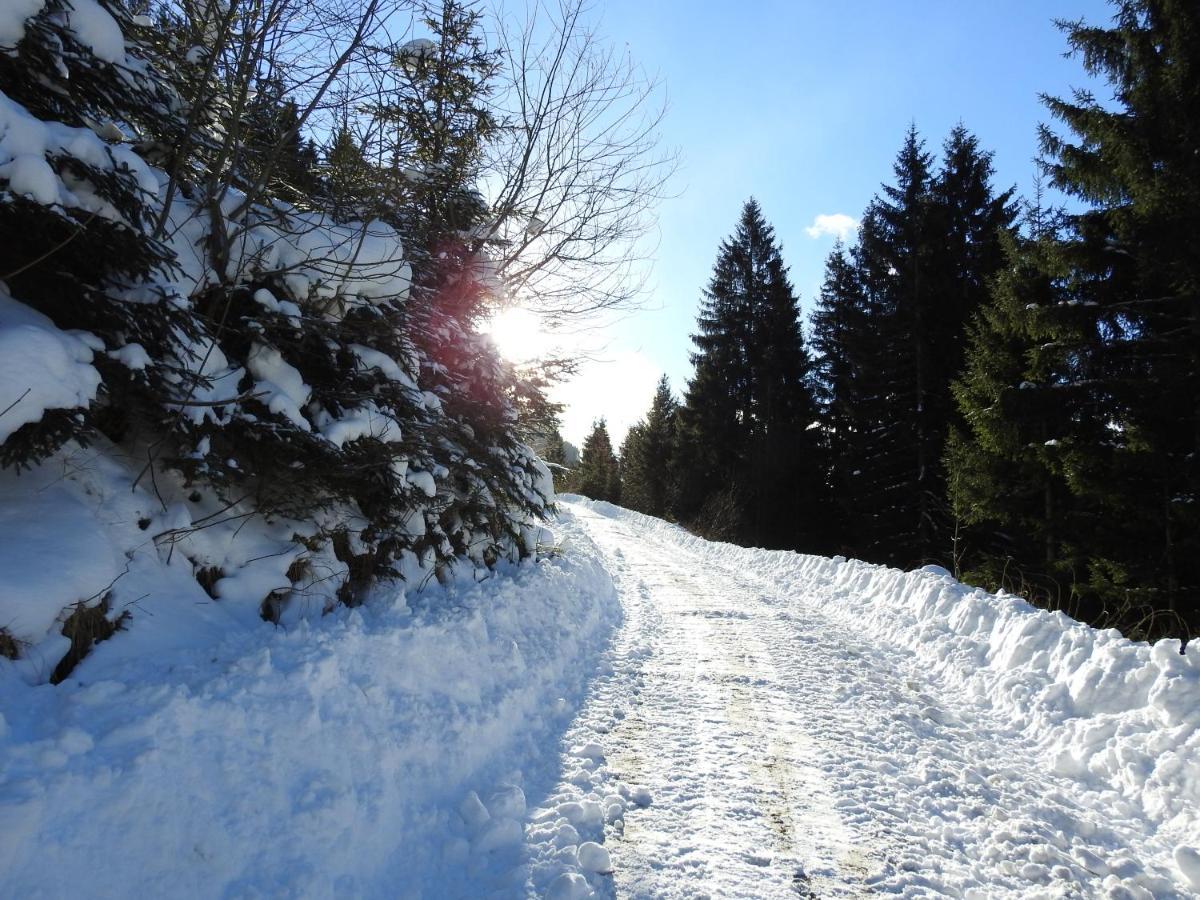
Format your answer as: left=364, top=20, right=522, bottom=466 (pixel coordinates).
left=955, top=0, right=1200, bottom=638
left=946, top=218, right=1090, bottom=606
left=541, top=429, right=567, bottom=467
left=0, top=0, right=194, bottom=467
left=619, top=423, right=647, bottom=509
left=675, top=199, right=820, bottom=548
left=242, top=78, right=320, bottom=207
left=810, top=242, right=872, bottom=553
left=324, top=126, right=375, bottom=220
left=842, top=130, right=935, bottom=564
left=620, top=376, right=678, bottom=518
left=576, top=419, right=619, bottom=501
left=606, top=451, right=623, bottom=506
left=826, top=126, right=1015, bottom=567
left=358, top=1, right=556, bottom=559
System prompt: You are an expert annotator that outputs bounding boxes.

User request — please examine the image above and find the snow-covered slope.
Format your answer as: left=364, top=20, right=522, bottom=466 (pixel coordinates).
left=5, top=490, right=1200, bottom=898
left=0, top=483, right=617, bottom=898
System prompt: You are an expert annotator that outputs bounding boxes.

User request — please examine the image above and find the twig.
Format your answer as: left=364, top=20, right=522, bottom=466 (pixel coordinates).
left=2, top=212, right=99, bottom=281
left=163, top=390, right=267, bottom=408
left=0, top=388, right=32, bottom=421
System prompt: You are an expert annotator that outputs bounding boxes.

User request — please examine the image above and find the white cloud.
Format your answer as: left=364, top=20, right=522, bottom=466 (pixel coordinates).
left=805, top=213, right=859, bottom=241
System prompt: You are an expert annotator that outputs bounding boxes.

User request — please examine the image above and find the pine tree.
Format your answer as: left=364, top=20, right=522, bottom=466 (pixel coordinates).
left=576, top=419, right=619, bottom=501
left=979, top=0, right=1200, bottom=637
left=620, top=376, right=678, bottom=518
left=675, top=199, right=821, bottom=548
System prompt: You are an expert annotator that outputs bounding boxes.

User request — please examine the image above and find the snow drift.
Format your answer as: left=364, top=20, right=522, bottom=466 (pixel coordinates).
left=0, top=489, right=619, bottom=897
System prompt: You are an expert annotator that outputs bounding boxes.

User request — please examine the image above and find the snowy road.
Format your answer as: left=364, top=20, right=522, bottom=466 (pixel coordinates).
left=540, top=500, right=1192, bottom=899
left=2, top=491, right=1195, bottom=898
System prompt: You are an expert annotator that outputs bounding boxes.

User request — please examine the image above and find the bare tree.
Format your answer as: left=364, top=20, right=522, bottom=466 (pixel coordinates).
left=481, top=0, right=678, bottom=322
left=146, top=0, right=410, bottom=270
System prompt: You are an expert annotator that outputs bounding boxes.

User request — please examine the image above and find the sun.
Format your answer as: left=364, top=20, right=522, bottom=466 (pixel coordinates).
left=484, top=307, right=550, bottom=363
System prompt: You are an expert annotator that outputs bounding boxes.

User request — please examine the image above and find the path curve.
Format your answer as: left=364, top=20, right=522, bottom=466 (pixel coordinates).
left=535, top=501, right=1188, bottom=899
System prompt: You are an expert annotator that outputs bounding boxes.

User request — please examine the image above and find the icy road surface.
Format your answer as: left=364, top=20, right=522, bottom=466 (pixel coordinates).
left=541, top=500, right=1193, bottom=899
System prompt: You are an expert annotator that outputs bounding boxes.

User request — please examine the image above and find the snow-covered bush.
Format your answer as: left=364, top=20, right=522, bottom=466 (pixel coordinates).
left=0, top=0, right=193, bottom=466
left=0, top=0, right=556, bottom=672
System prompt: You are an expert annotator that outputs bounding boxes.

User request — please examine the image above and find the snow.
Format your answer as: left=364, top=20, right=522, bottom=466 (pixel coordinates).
left=1177, top=846, right=1200, bottom=890
left=459, top=790, right=491, bottom=829
left=0, top=92, right=156, bottom=223
left=246, top=341, right=311, bottom=431
left=2, top=152, right=57, bottom=203
left=406, top=468, right=437, bottom=498
left=63, top=0, right=127, bottom=64
left=399, top=37, right=437, bottom=57
left=577, top=841, right=611, bottom=873
left=0, top=289, right=101, bottom=442
left=317, top=401, right=402, bottom=447
left=149, top=190, right=412, bottom=318
left=5, top=469, right=1200, bottom=896
left=351, top=343, right=419, bottom=391
left=546, top=872, right=593, bottom=900
left=232, top=212, right=412, bottom=306
left=0, top=479, right=125, bottom=644
left=553, top=497, right=1200, bottom=897
left=164, top=334, right=244, bottom=424
left=249, top=287, right=302, bottom=325
left=396, top=38, right=437, bottom=74
left=106, top=341, right=151, bottom=370
left=0, top=0, right=45, bottom=48
left=0, top=471, right=619, bottom=897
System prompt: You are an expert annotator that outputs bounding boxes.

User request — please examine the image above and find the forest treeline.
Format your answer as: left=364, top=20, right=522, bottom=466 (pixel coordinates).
left=559, top=0, right=1199, bottom=643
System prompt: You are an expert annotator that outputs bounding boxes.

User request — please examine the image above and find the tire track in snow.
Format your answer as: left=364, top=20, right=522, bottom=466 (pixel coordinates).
left=563, top=502, right=1190, bottom=899
left=578, top=512, right=874, bottom=898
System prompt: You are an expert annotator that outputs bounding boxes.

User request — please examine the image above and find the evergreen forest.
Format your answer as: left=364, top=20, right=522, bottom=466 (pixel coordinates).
left=563, top=1, right=1200, bottom=644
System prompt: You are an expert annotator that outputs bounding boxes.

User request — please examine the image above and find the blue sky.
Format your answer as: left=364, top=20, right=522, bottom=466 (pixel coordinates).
left=541, top=0, right=1115, bottom=447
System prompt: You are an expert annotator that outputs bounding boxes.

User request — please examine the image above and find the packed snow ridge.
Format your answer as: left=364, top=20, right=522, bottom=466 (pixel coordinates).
left=3, top=490, right=1200, bottom=897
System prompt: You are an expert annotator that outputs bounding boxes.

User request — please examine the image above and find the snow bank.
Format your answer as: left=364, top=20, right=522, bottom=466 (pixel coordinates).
left=564, top=496, right=1200, bottom=859
left=0, top=491, right=618, bottom=897
left=0, top=480, right=124, bottom=644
